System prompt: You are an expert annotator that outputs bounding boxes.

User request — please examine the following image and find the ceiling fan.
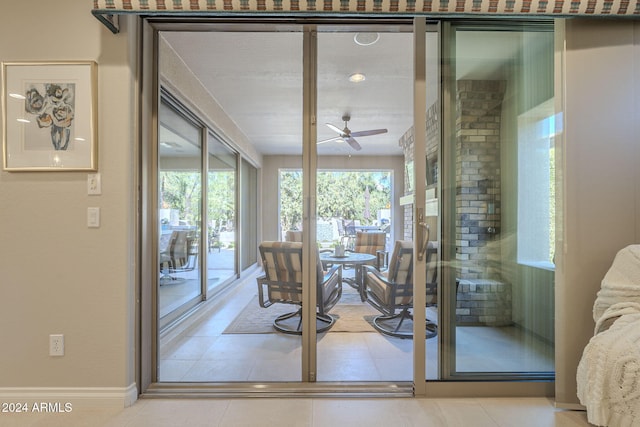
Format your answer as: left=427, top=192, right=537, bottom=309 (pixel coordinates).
left=318, top=114, right=387, bottom=151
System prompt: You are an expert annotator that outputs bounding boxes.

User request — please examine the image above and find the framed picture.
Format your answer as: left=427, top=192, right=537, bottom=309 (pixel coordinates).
left=2, top=61, right=97, bottom=171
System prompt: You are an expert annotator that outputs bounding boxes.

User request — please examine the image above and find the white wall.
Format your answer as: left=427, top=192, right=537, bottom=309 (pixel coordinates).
left=0, top=1, right=137, bottom=405
left=555, top=19, right=640, bottom=407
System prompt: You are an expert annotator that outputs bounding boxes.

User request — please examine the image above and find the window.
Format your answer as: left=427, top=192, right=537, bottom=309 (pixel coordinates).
left=517, top=99, right=558, bottom=269
left=279, top=169, right=392, bottom=245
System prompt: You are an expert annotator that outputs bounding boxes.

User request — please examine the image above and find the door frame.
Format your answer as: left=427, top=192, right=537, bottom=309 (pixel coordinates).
left=138, top=16, right=555, bottom=399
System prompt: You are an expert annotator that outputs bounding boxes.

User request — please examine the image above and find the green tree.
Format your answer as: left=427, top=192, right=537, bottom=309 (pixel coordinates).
left=208, top=170, right=235, bottom=230
left=279, top=170, right=303, bottom=231
left=280, top=170, right=391, bottom=232
left=160, top=171, right=201, bottom=224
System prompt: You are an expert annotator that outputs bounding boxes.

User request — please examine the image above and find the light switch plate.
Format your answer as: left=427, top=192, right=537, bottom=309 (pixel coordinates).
left=88, top=173, right=101, bottom=195
left=87, top=207, right=100, bottom=228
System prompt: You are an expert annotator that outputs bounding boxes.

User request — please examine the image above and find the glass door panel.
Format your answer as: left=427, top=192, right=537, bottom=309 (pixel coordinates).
left=198, top=31, right=303, bottom=382
left=157, top=30, right=303, bottom=382
left=316, top=29, right=413, bottom=382
left=419, top=26, right=441, bottom=381
left=158, top=98, right=203, bottom=329
left=442, top=23, right=556, bottom=379
left=206, top=133, right=237, bottom=292
left=240, top=158, right=258, bottom=271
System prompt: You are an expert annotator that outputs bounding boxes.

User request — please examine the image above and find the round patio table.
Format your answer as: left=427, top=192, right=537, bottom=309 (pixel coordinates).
left=319, top=251, right=376, bottom=301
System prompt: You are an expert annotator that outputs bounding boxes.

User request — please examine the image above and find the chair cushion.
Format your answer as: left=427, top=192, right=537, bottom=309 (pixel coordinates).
left=259, top=241, right=330, bottom=300
left=367, top=270, right=391, bottom=305
left=354, top=231, right=386, bottom=256
left=260, top=241, right=303, bottom=283
left=387, top=240, right=413, bottom=283
left=366, top=269, right=413, bottom=306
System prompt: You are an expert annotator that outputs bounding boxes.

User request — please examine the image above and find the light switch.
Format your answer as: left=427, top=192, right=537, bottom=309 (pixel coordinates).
left=87, top=207, right=100, bottom=228
left=88, top=173, right=101, bottom=195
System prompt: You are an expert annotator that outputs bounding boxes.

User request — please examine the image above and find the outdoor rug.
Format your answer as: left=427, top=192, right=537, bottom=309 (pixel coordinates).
left=223, top=286, right=380, bottom=334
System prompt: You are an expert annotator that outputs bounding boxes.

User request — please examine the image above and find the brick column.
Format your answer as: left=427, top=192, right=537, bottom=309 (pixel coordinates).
left=455, top=80, right=505, bottom=280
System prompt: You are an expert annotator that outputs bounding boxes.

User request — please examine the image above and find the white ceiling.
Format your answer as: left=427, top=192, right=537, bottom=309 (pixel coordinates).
left=160, top=29, right=521, bottom=157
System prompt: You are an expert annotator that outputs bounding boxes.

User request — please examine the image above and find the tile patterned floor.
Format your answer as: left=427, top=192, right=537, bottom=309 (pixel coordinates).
left=0, top=397, right=591, bottom=426
left=159, top=271, right=553, bottom=382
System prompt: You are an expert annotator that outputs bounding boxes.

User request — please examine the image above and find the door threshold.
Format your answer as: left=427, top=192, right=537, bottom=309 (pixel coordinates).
left=142, top=381, right=414, bottom=398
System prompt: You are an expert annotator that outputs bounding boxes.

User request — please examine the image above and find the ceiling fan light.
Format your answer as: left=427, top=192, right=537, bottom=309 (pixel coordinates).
left=349, top=73, right=366, bottom=83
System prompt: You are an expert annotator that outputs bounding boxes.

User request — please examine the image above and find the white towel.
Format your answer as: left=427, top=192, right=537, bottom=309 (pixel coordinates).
left=578, top=244, right=640, bottom=427
left=593, top=245, right=640, bottom=322
left=577, top=302, right=640, bottom=427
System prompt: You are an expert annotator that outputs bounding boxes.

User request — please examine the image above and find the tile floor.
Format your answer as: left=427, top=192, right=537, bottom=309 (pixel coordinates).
left=0, top=397, right=591, bottom=426
left=159, top=270, right=554, bottom=382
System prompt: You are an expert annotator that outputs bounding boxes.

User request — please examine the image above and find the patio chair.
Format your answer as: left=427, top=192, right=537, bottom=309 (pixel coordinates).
left=351, top=231, right=387, bottom=270
left=257, top=241, right=342, bottom=334
left=208, top=229, right=221, bottom=252
left=341, top=219, right=357, bottom=249
left=362, top=239, right=438, bottom=339
left=159, top=230, right=198, bottom=282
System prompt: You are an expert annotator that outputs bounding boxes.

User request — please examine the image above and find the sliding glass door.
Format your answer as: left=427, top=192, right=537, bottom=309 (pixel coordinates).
left=240, top=158, right=258, bottom=271
left=439, top=22, right=556, bottom=380
left=156, top=29, right=304, bottom=382
left=146, top=18, right=556, bottom=392
left=158, top=97, right=204, bottom=329
left=207, top=132, right=238, bottom=291
left=315, top=29, right=414, bottom=382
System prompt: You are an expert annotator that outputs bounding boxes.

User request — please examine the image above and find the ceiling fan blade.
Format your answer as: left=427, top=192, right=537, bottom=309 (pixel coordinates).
left=350, top=128, right=388, bottom=138
left=317, top=136, right=343, bottom=145
left=345, top=137, right=362, bottom=151
left=326, top=123, right=345, bottom=135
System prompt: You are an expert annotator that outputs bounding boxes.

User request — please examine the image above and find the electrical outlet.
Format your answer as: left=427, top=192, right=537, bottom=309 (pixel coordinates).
left=49, top=334, right=64, bottom=356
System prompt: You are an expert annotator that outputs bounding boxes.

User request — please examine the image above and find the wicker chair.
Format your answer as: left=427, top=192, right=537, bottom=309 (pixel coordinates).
left=257, top=241, right=342, bottom=334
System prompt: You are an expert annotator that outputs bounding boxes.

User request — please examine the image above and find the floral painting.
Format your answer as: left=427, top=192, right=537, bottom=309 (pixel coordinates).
left=24, top=82, right=76, bottom=151
left=2, top=61, right=97, bottom=171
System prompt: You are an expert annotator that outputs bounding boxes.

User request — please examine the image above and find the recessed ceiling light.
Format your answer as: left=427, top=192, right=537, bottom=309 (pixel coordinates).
left=160, top=141, right=180, bottom=148
left=349, top=73, right=366, bottom=83
left=354, top=32, right=380, bottom=46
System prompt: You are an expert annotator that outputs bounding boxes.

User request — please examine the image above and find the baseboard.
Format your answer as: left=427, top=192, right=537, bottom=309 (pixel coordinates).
left=555, top=402, right=586, bottom=411
left=0, top=383, right=138, bottom=409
